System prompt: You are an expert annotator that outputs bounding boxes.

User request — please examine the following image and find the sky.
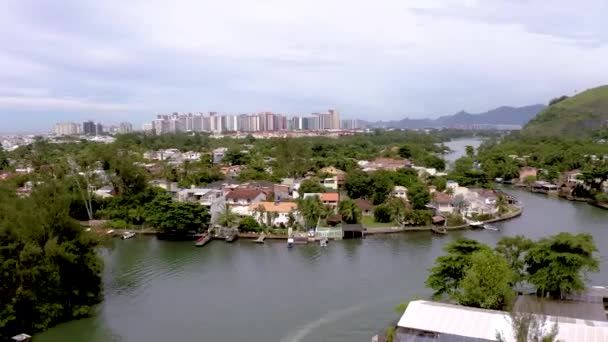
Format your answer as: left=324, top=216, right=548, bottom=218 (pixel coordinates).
left=2, top=0, right=608, bottom=132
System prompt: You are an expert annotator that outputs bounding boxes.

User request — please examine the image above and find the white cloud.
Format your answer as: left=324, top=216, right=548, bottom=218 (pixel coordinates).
left=1, top=0, right=608, bottom=131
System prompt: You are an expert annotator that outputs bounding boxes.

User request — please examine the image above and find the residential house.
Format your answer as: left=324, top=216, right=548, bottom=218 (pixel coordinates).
left=462, top=189, right=498, bottom=217
left=518, top=166, right=538, bottom=183
left=392, top=186, right=408, bottom=200
left=248, top=201, right=300, bottom=226
left=320, top=192, right=340, bottom=207
left=321, top=176, right=338, bottom=190
left=563, top=169, right=584, bottom=185
left=354, top=198, right=374, bottom=216
left=225, top=188, right=267, bottom=207
left=302, top=192, right=340, bottom=207
left=320, top=166, right=346, bottom=186
left=212, top=147, right=228, bottom=164
left=273, top=184, right=292, bottom=201
left=431, top=192, right=453, bottom=214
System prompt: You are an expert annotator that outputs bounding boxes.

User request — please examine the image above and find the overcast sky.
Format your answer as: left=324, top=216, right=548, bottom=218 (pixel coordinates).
left=2, top=0, right=608, bottom=132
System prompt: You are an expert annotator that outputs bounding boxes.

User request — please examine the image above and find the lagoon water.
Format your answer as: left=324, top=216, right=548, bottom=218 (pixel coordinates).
left=36, top=139, right=608, bottom=342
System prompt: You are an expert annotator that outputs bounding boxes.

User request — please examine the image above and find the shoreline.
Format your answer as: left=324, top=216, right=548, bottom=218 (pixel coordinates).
left=85, top=207, right=524, bottom=240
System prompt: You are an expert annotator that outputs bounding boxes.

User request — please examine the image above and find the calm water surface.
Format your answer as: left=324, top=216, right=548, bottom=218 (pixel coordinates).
left=36, top=139, right=608, bottom=342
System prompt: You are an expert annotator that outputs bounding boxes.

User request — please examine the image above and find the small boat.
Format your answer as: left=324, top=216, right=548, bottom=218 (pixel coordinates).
left=431, top=226, right=448, bottom=235
left=287, top=238, right=294, bottom=248
left=121, top=231, right=136, bottom=240
left=254, top=235, right=265, bottom=244
left=195, top=234, right=212, bottom=247
left=320, top=238, right=328, bottom=247
left=484, top=224, right=500, bottom=231
left=469, top=221, right=484, bottom=229
left=107, top=229, right=115, bottom=235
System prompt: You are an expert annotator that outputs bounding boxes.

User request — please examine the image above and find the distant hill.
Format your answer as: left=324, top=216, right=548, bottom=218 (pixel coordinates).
left=367, top=104, right=546, bottom=129
left=524, top=85, right=608, bottom=137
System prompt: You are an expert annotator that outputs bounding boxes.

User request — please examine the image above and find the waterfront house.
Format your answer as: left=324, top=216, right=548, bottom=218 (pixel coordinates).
left=225, top=188, right=267, bottom=206
left=392, top=186, right=408, bottom=200
left=531, top=180, right=559, bottom=194
left=430, top=192, right=454, bottom=214
left=354, top=198, right=374, bottom=216
left=393, top=300, right=608, bottom=342
left=518, top=166, right=538, bottom=183
left=248, top=201, right=300, bottom=227
left=562, top=169, right=584, bottom=185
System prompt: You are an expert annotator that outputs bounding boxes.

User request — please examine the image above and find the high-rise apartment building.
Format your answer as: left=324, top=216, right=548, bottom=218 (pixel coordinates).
left=329, top=109, right=340, bottom=130
left=83, top=120, right=96, bottom=135
left=119, top=122, right=133, bottom=134
left=54, top=122, right=79, bottom=136
left=143, top=109, right=357, bottom=135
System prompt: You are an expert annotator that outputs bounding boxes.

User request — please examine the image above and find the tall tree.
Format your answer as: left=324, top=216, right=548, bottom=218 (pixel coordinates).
left=426, top=238, right=491, bottom=299
left=525, top=233, right=599, bottom=298
left=371, top=171, right=394, bottom=205
left=338, top=199, right=361, bottom=224
left=457, top=250, right=514, bottom=310
left=495, top=235, right=534, bottom=287
left=298, top=178, right=326, bottom=194
left=216, top=205, right=238, bottom=228
left=297, top=196, right=323, bottom=229
left=345, top=170, right=373, bottom=199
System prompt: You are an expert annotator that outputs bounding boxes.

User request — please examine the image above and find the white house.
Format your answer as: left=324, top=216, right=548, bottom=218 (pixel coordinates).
left=248, top=201, right=301, bottom=226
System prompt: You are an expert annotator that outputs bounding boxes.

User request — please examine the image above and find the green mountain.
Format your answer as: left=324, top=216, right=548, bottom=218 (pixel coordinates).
left=524, top=85, right=608, bottom=137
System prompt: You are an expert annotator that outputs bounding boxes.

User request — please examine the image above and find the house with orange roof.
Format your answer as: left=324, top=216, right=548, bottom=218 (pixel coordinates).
left=248, top=201, right=301, bottom=226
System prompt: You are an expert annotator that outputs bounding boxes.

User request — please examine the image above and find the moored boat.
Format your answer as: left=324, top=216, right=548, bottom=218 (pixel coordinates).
left=287, top=238, right=294, bottom=248
left=254, top=235, right=265, bottom=244
left=468, top=221, right=483, bottom=229
left=484, top=224, right=500, bottom=231
left=121, top=231, right=136, bottom=240
left=320, top=238, right=328, bottom=247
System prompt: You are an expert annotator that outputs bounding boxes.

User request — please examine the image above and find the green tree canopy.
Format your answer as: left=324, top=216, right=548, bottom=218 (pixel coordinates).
left=144, top=192, right=210, bottom=234
left=298, top=177, right=326, bottom=194
left=425, top=238, right=491, bottom=299
left=371, top=171, right=394, bottom=205
left=457, top=250, right=514, bottom=310
left=338, top=199, right=361, bottom=224
left=345, top=170, right=372, bottom=199
left=495, top=235, right=534, bottom=287
left=525, top=233, right=599, bottom=298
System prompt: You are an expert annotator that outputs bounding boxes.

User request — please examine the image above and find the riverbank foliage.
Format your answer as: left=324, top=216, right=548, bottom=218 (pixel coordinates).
left=426, top=233, right=599, bottom=310
left=0, top=181, right=104, bottom=339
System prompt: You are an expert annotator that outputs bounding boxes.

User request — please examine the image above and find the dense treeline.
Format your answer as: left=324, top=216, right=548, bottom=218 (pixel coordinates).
left=0, top=181, right=104, bottom=339
left=426, top=233, right=599, bottom=310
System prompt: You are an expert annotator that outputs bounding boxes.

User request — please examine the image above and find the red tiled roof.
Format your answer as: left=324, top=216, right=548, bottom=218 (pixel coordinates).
left=320, top=192, right=340, bottom=202
left=225, top=188, right=265, bottom=200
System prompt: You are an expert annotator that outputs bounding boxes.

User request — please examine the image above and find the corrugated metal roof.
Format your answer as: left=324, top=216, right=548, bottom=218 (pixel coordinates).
left=398, top=300, right=608, bottom=342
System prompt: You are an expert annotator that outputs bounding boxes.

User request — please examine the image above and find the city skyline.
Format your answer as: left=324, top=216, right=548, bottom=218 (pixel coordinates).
left=2, top=1, right=608, bottom=132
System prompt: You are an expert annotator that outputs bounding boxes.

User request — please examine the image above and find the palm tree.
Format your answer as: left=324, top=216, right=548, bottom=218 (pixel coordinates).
left=338, top=199, right=361, bottom=224
left=217, top=205, right=238, bottom=228
left=496, top=194, right=509, bottom=215
left=297, top=196, right=322, bottom=229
